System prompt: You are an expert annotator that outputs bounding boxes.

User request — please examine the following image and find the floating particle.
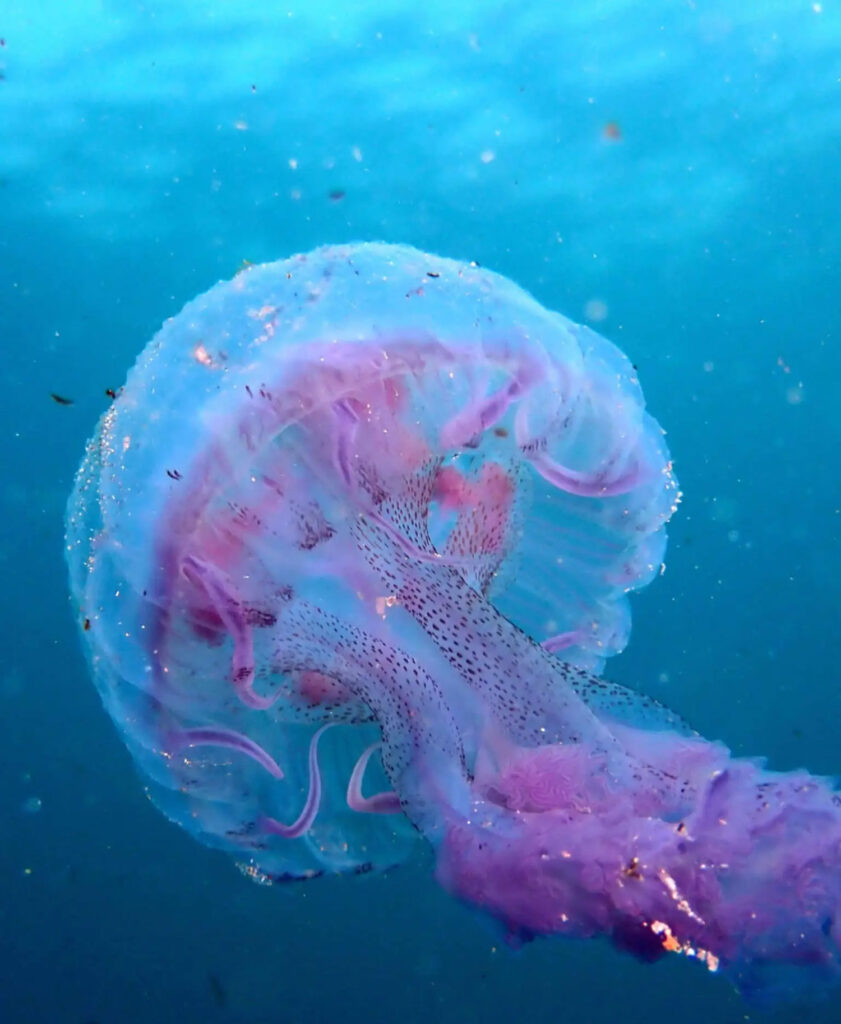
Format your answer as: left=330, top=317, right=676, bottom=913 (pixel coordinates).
left=208, top=973, right=227, bottom=1008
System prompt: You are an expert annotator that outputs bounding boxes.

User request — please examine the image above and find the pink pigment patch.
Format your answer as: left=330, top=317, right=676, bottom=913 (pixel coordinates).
left=297, top=669, right=352, bottom=706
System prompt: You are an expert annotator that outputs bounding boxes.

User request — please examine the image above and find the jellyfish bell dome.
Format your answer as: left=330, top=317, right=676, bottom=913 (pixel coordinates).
left=67, top=242, right=678, bottom=881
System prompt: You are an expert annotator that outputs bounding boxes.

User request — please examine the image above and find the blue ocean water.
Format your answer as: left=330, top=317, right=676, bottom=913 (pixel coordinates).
left=2, top=1, right=840, bottom=1021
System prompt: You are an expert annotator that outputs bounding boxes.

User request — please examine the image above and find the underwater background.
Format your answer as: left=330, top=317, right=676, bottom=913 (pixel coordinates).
left=2, top=1, right=840, bottom=1022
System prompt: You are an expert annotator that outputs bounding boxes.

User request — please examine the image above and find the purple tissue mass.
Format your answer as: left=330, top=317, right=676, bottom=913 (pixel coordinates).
left=66, top=243, right=841, bottom=1001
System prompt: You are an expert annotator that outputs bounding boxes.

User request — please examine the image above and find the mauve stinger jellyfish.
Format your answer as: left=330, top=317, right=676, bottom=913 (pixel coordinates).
left=66, top=243, right=841, bottom=1002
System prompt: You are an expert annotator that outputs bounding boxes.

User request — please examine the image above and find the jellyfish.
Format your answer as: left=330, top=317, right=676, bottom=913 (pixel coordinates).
left=66, top=243, right=841, bottom=1001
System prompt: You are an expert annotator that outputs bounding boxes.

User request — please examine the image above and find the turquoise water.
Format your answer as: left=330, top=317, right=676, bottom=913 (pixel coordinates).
left=2, top=2, right=841, bottom=1022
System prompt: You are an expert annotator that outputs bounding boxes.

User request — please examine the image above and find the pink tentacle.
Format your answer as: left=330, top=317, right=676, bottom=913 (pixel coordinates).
left=260, top=724, right=332, bottom=838
left=347, top=742, right=402, bottom=814
left=333, top=398, right=360, bottom=486
left=527, top=450, right=642, bottom=498
left=541, top=630, right=585, bottom=654
left=181, top=554, right=277, bottom=710
left=439, top=376, right=524, bottom=448
left=166, top=727, right=284, bottom=779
